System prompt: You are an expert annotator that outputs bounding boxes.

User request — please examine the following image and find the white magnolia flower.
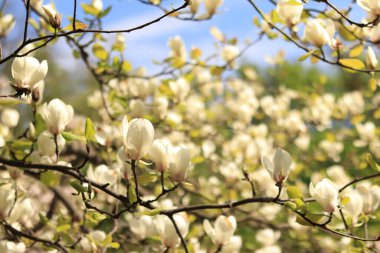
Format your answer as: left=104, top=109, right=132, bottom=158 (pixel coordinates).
left=0, top=185, right=15, bottom=218
left=169, top=77, right=190, bottom=102
left=276, top=0, right=303, bottom=26
left=341, top=190, right=363, bottom=222
left=169, top=146, right=191, bottom=182
left=190, top=0, right=201, bottom=14
left=127, top=215, right=157, bottom=240
left=40, top=99, right=74, bottom=134
left=221, top=236, right=242, bottom=253
left=1, top=108, right=19, bottom=128
left=221, top=45, right=240, bottom=63
left=256, top=228, right=281, bottom=246
left=0, top=14, right=15, bottom=36
left=304, top=19, right=334, bottom=47
left=261, top=148, right=292, bottom=183
left=203, top=215, right=237, bottom=246
left=357, top=183, right=380, bottom=214
left=149, top=139, right=170, bottom=172
left=309, top=178, right=339, bottom=212
left=168, top=36, right=187, bottom=63
left=357, top=0, right=380, bottom=16
left=11, top=56, right=48, bottom=90
left=366, top=46, right=378, bottom=69
left=91, top=0, right=103, bottom=12
left=87, top=164, right=117, bottom=185
left=80, top=230, right=106, bottom=252
left=122, top=117, right=155, bottom=160
left=37, top=131, right=65, bottom=157
left=0, top=241, right=26, bottom=253
left=155, top=214, right=189, bottom=249
left=204, top=0, right=223, bottom=16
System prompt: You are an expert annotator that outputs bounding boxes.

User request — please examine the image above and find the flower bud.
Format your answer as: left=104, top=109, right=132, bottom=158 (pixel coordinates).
left=203, top=215, right=237, bottom=246
left=309, top=178, right=339, bottom=212
left=122, top=117, right=155, bottom=160
left=276, top=0, right=303, bottom=26
left=0, top=14, right=15, bottom=37
left=40, top=98, right=74, bottom=134
left=11, top=56, right=48, bottom=90
left=169, top=146, right=191, bottom=182
left=204, top=0, right=223, bottom=16
left=149, top=139, right=169, bottom=172
left=42, top=4, right=61, bottom=29
left=303, top=19, right=333, bottom=47
left=366, top=46, right=378, bottom=70
left=1, top=108, right=19, bottom=128
left=129, top=99, right=146, bottom=118
left=261, top=148, right=292, bottom=184
left=221, top=45, right=239, bottom=63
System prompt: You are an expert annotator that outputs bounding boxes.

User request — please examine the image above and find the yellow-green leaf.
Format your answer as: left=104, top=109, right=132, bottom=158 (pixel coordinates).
left=339, top=58, right=365, bottom=71
left=63, top=21, right=88, bottom=31
left=298, top=50, right=316, bottom=62
left=369, top=77, right=377, bottom=92
left=287, top=186, right=303, bottom=199
left=349, top=44, right=363, bottom=57
left=85, top=118, right=96, bottom=142
left=92, top=43, right=108, bottom=61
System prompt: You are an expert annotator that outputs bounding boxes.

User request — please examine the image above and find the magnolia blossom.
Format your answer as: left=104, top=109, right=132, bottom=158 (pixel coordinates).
left=309, top=178, right=339, bottom=212
left=42, top=4, right=61, bottom=28
left=221, top=45, right=240, bottom=63
left=127, top=215, right=157, bottom=240
left=304, top=19, right=334, bottom=47
left=356, top=183, right=380, bottom=214
left=261, top=148, right=292, bottom=183
left=37, top=131, right=65, bottom=157
left=256, top=228, right=281, bottom=246
left=341, top=190, right=363, bottom=222
left=40, top=99, right=74, bottom=134
left=190, top=0, right=201, bottom=14
left=122, top=117, right=155, bottom=160
left=169, top=146, right=191, bottom=182
left=11, top=56, right=48, bottom=90
left=87, top=164, right=117, bottom=185
left=0, top=185, right=15, bottom=218
left=1, top=108, right=19, bottom=128
left=169, top=77, right=190, bottom=102
left=366, top=46, right=378, bottom=69
left=0, top=14, right=15, bottom=36
left=357, top=0, right=380, bottom=16
left=80, top=230, right=106, bottom=253
left=91, top=0, right=103, bottom=12
left=221, top=236, right=242, bottom=253
left=203, top=215, right=237, bottom=246
left=0, top=241, right=26, bottom=253
left=168, top=36, right=187, bottom=63
left=155, top=214, right=189, bottom=249
left=113, top=33, right=126, bottom=51
left=204, top=0, right=223, bottom=16
left=276, top=0, right=303, bottom=26
left=149, top=139, right=170, bottom=172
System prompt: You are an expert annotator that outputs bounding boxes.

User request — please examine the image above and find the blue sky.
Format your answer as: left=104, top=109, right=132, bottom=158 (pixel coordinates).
left=5, top=1, right=368, bottom=74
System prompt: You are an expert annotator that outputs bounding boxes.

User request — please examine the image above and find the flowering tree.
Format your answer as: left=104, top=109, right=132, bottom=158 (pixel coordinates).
left=0, top=0, right=379, bottom=252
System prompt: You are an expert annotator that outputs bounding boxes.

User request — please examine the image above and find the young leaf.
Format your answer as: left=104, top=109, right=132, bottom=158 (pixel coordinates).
left=85, top=118, right=97, bottom=142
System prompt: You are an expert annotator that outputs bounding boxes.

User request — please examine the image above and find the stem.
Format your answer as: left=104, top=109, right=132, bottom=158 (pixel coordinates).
left=131, top=160, right=140, bottom=202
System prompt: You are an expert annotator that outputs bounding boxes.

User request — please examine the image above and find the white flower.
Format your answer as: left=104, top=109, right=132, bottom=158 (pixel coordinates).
left=304, top=19, right=334, bottom=47
left=155, top=214, right=189, bottom=249
left=221, top=236, right=242, bottom=253
left=357, top=183, right=380, bottom=214
left=221, top=45, right=240, bottom=63
left=149, top=139, right=170, bottom=172
left=256, top=228, right=281, bottom=246
left=113, top=33, right=126, bottom=51
left=80, top=230, right=106, bottom=252
left=169, top=146, right=191, bottom=182
left=366, top=46, right=378, bottom=69
left=122, top=117, right=155, bottom=160
left=204, top=0, right=223, bottom=16
left=341, top=190, right=363, bottom=222
left=261, top=148, right=292, bottom=183
left=1, top=108, right=19, bottom=128
left=357, top=0, right=380, bottom=16
left=276, top=0, right=303, bottom=26
left=0, top=185, right=15, bottom=218
left=40, top=99, right=74, bottom=134
left=87, top=164, right=117, bottom=185
left=127, top=215, right=157, bottom=240
left=0, top=241, right=26, bottom=253
left=11, top=56, right=48, bottom=90
left=168, top=36, right=187, bottom=63
left=0, top=14, right=15, bottom=36
left=91, top=0, right=103, bottom=12
left=203, top=215, right=237, bottom=246
left=37, top=131, right=65, bottom=157
left=190, top=0, right=201, bottom=14
left=309, top=178, right=339, bottom=212
left=42, top=4, right=61, bottom=28
left=169, top=77, right=190, bottom=102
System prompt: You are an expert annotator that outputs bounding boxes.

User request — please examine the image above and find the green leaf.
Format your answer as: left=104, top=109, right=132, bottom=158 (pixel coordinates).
left=109, top=242, right=120, bottom=249
left=298, top=50, right=316, bottom=62
left=41, top=171, right=59, bottom=187
left=92, top=43, right=108, bottom=61
left=70, top=180, right=88, bottom=193
left=369, top=77, right=378, bottom=92
left=0, top=98, right=28, bottom=106
left=287, top=186, right=303, bottom=199
left=128, top=183, right=137, bottom=203
left=62, top=132, right=86, bottom=142
left=339, top=58, right=365, bottom=72
left=8, top=140, right=33, bottom=151
left=138, top=174, right=158, bottom=185
left=63, top=21, right=88, bottom=31
left=122, top=61, right=132, bottom=72
left=349, top=44, right=363, bottom=58
left=56, top=224, right=71, bottom=232
left=366, top=153, right=380, bottom=171
left=137, top=208, right=164, bottom=216
left=98, top=6, right=112, bottom=18
left=39, top=213, right=48, bottom=225
left=85, top=118, right=96, bottom=142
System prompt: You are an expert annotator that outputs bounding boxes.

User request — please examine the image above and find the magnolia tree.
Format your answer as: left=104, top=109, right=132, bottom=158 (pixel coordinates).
left=0, top=0, right=379, bottom=252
